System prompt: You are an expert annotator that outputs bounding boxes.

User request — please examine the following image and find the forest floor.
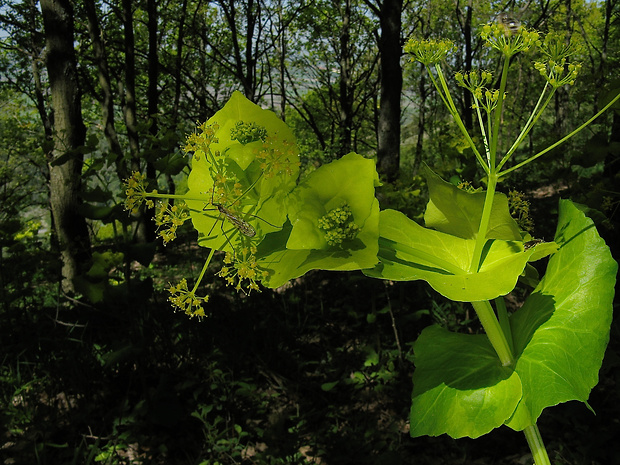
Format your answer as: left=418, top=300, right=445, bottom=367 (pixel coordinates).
left=2, top=190, right=620, bottom=465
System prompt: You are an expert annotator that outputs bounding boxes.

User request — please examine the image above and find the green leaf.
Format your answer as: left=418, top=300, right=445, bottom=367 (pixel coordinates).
left=423, top=165, right=521, bottom=241
left=186, top=91, right=300, bottom=254
left=505, top=199, right=617, bottom=430
left=364, top=209, right=533, bottom=301
left=410, top=325, right=522, bottom=439
left=259, top=153, right=380, bottom=288
left=407, top=200, right=615, bottom=440
left=321, top=381, right=339, bottom=391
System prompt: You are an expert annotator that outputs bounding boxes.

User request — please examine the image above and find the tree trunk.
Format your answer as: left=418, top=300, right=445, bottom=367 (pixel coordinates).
left=413, top=68, right=427, bottom=176
left=456, top=0, right=473, bottom=130
left=41, top=0, right=91, bottom=294
left=122, top=0, right=152, bottom=242
left=376, top=0, right=402, bottom=182
left=83, top=0, right=125, bottom=175
left=122, top=0, right=140, bottom=172
left=144, top=0, right=158, bottom=242
left=338, top=0, right=354, bottom=156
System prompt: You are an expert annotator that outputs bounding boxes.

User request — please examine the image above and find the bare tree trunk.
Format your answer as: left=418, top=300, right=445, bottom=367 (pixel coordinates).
left=83, top=0, right=125, bottom=176
left=144, top=0, right=158, bottom=242
left=413, top=68, right=427, bottom=176
left=376, top=0, right=402, bottom=182
left=456, top=0, right=473, bottom=130
left=172, top=0, right=189, bottom=122
left=122, top=0, right=140, bottom=172
left=338, top=0, right=354, bottom=156
left=41, top=0, right=91, bottom=294
left=277, top=0, right=287, bottom=120
left=122, top=0, right=152, bottom=242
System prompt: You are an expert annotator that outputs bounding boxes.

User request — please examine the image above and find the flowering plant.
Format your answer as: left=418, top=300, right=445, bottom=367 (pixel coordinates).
left=124, top=19, right=620, bottom=463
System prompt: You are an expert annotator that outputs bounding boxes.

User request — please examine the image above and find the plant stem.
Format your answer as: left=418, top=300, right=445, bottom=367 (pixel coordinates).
left=430, top=64, right=489, bottom=173
left=499, top=90, right=620, bottom=178
left=523, top=424, right=552, bottom=465
left=147, top=191, right=210, bottom=203
left=191, top=248, right=216, bottom=293
left=489, top=55, right=511, bottom=166
left=495, top=296, right=514, bottom=355
left=468, top=172, right=498, bottom=273
left=470, top=300, right=514, bottom=366
left=497, top=83, right=555, bottom=171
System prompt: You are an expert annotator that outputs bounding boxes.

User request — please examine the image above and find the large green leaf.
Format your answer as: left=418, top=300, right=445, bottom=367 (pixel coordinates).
left=259, top=153, right=380, bottom=288
left=407, top=200, right=616, bottom=439
left=423, top=165, right=521, bottom=241
left=364, top=209, right=534, bottom=301
left=410, top=325, right=522, bottom=439
left=505, top=199, right=617, bottom=430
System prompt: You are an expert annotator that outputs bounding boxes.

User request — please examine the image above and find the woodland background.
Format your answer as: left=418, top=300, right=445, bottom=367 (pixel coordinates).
left=0, top=0, right=619, bottom=464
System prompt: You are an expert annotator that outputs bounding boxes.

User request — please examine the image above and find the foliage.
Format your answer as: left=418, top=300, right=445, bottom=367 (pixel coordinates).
left=362, top=19, right=618, bottom=464
left=125, top=92, right=381, bottom=318
left=1, top=1, right=620, bottom=464
left=120, top=19, right=618, bottom=461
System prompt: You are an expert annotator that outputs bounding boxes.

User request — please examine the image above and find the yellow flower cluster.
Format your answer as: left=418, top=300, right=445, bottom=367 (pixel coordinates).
left=318, top=204, right=360, bottom=246
left=480, top=22, right=540, bottom=57
left=455, top=70, right=503, bottom=113
left=184, top=122, right=220, bottom=162
left=124, top=171, right=156, bottom=214
left=217, top=247, right=268, bottom=294
left=154, top=201, right=190, bottom=245
left=167, top=278, right=208, bottom=319
left=230, top=121, right=268, bottom=144
left=255, top=136, right=300, bottom=179
left=534, top=34, right=581, bottom=88
left=404, top=38, right=455, bottom=65
left=508, top=190, right=534, bottom=234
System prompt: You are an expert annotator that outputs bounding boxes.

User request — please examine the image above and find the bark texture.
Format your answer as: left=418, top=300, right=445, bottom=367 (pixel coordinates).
left=41, top=0, right=91, bottom=293
left=376, top=0, right=402, bottom=181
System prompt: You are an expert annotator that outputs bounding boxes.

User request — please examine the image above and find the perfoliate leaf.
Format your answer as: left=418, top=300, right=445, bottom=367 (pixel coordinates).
left=407, top=200, right=615, bottom=439
left=186, top=91, right=300, bottom=254
left=259, top=153, right=380, bottom=288
left=410, top=325, right=523, bottom=439
left=364, top=209, right=534, bottom=302
left=423, top=165, right=521, bottom=241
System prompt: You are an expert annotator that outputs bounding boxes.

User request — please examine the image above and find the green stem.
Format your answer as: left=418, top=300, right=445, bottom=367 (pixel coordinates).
left=495, top=296, right=514, bottom=355
left=472, top=95, right=491, bottom=165
left=497, top=83, right=555, bottom=171
left=499, top=90, right=620, bottom=178
left=470, top=300, right=513, bottom=366
left=489, top=56, right=511, bottom=166
left=147, top=191, right=210, bottom=202
left=429, top=64, right=489, bottom=173
left=468, top=172, right=498, bottom=273
left=523, top=424, right=552, bottom=465
left=191, top=248, right=217, bottom=294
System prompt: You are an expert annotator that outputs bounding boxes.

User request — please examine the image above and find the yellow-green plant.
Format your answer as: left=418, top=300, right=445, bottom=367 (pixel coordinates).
left=361, top=20, right=618, bottom=464
left=125, top=91, right=380, bottom=318
left=124, top=19, right=620, bottom=464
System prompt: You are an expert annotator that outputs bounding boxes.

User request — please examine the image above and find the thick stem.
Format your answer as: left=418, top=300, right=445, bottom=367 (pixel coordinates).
left=523, top=424, right=552, bottom=465
left=470, top=300, right=513, bottom=366
left=468, top=172, right=498, bottom=273
left=495, top=296, right=514, bottom=355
